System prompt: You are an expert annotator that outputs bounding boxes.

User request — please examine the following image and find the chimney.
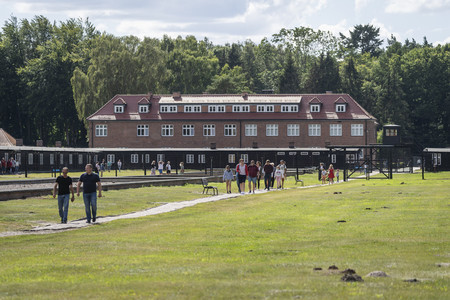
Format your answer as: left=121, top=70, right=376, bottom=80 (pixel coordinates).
left=16, top=139, right=23, bottom=146
left=241, top=92, right=249, bottom=100
left=325, top=91, right=333, bottom=94
left=36, top=140, right=44, bottom=147
left=172, top=92, right=182, bottom=100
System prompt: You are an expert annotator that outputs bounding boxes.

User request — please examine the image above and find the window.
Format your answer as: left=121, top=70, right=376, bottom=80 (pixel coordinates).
left=198, top=154, right=206, bottom=164
left=310, top=104, right=321, bottom=112
left=330, top=124, right=342, bottom=136
left=257, top=105, right=274, bottom=112
left=266, top=124, right=278, bottom=136
left=60, top=154, right=64, bottom=165
left=139, top=105, right=149, bottom=113
left=432, top=153, right=442, bottom=166
left=309, top=124, right=321, bottom=136
left=182, top=125, right=194, bottom=136
left=131, top=154, right=138, bottom=164
left=39, top=153, right=44, bottom=165
left=184, top=105, right=201, bottom=113
left=4, top=153, right=8, bottom=160
left=228, top=154, right=235, bottom=163
left=245, top=124, right=257, bottom=136
left=331, top=154, right=336, bottom=163
left=336, top=104, right=346, bottom=112
left=203, top=124, right=215, bottom=136
left=95, top=125, right=107, bottom=137
left=137, top=125, right=149, bottom=136
left=224, top=124, right=237, bottom=136
left=232, top=105, right=249, bottom=112
left=287, top=124, right=300, bottom=136
left=160, top=105, right=177, bottom=113
left=50, top=154, right=54, bottom=165
left=69, top=154, right=73, bottom=165
left=145, top=154, right=150, bottom=164
left=281, top=105, right=298, bottom=112
left=241, top=154, right=248, bottom=163
left=28, top=153, right=34, bottom=165
left=208, top=105, right=225, bottom=112
left=186, top=154, right=194, bottom=164
left=107, top=154, right=115, bottom=163
left=161, top=125, right=174, bottom=137
left=78, top=154, right=83, bottom=165
left=114, top=105, right=124, bottom=113
left=351, top=124, right=364, bottom=136
left=157, top=154, right=165, bottom=162
left=16, top=153, right=21, bottom=163
left=386, top=129, right=397, bottom=136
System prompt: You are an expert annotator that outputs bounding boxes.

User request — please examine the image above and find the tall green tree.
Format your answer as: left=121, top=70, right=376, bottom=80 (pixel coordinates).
left=279, top=51, right=300, bottom=93
left=340, top=24, right=383, bottom=56
left=206, top=64, right=249, bottom=94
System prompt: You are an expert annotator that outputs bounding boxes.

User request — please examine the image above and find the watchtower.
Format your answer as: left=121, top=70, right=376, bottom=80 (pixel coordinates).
left=383, top=124, right=401, bottom=145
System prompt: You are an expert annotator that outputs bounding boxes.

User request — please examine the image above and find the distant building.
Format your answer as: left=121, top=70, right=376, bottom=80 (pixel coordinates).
left=86, top=93, right=377, bottom=149
left=0, top=128, right=16, bottom=147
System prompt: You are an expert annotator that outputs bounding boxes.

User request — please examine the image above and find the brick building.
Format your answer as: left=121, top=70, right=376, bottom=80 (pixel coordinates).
left=87, top=92, right=377, bottom=149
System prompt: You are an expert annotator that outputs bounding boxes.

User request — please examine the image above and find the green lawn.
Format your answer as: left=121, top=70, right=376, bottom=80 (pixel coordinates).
left=0, top=172, right=449, bottom=299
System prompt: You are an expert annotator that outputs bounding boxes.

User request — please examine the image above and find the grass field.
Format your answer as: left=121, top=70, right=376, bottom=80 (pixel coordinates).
left=0, top=172, right=449, bottom=299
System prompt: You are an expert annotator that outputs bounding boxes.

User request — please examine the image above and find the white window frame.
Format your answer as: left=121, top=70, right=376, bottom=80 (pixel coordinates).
left=198, top=154, right=206, bottom=164
left=287, top=124, right=300, bottom=136
left=281, top=105, right=298, bottom=112
left=308, top=124, right=321, bottom=136
left=160, top=105, right=177, bottom=113
left=50, top=154, right=54, bottom=165
left=137, top=125, right=149, bottom=137
left=107, top=154, right=115, bottom=163
left=114, top=105, right=124, bottom=113
left=310, top=104, right=321, bottom=112
left=245, top=124, right=257, bottom=137
left=224, top=124, right=237, bottom=136
left=78, top=154, right=83, bottom=165
left=232, top=105, right=250, bottom=112
left=69, top=154, right=73, bottom=165
left=257, top=105, right=274, bottom=112
left=139, top=105, right=149, bottom=113
left=241, top=154, right=248, bottom=163
left=184, top=105, right=201, bottom=113
left=145, top=154, right=150, bottom=164
left=228, top=154, right=236, bottom=164
left=28, top=153, right=34, bottom=165
left=208, top=105, right=225, bottom=113
left=131, top=154, right=138, bottom=164
left=432, top=153, right=442, bottom=166
left=203, top=124, right=215, bottom=136
left=182, top=124, right=195, bottom=136
left=39, top=153, right=44, bottom=165
left=161, top=125, right=174, bottom=137
left=95, top=124, right=107, bottom=137
left=330, top=124, right=342, bottom=136
left=351, top=124, right=364, bottom=136
left=157, top=154, right=165, bottom=162
left=266, top=124, right=278, bottom=137
left=186, top=154, right=194, bottom=164
left=60, top=154, right=64, bottom=165
left=336, top=104, right=346, bottom=112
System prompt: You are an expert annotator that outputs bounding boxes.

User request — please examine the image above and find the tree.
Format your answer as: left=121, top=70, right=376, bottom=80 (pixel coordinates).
left=206, top=64, right=249, bottom=94
left=340, top=24, right=383, bottom=56
left=279, top=51, right=300, bottom=93
left=304, top=53, right=340, bottom=93
left=340, top=56, right=363, bottom=101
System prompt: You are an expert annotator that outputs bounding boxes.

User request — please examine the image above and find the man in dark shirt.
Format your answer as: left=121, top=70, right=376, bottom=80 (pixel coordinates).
left=77, top=164, right=102, bottom=223
left=53, top=167, right=75, bottom=223
left=263, top=160, right=274, bottom=191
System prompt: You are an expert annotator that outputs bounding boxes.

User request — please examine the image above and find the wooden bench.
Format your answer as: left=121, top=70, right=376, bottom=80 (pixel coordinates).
left=201, top=178, right=218, bottom=195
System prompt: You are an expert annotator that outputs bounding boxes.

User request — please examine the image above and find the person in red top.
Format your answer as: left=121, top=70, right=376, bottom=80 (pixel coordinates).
left=247, top=160, right=259, bottom=194
left=1, top=157, right=6, bottom=175
left=328, top=164, right=335, bottom=184
left=6, top=158, right=13, bottom=174
left=236, top=159, right=248, bottom=195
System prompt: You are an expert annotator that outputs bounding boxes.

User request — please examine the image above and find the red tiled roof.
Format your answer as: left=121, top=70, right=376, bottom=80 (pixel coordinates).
left=87, top=93, right=376, bottom=121
left=0, top=128, right=16, bottom=146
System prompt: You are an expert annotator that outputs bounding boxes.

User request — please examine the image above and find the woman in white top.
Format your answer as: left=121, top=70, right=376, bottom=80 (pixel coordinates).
left=279, top=160, right=287, bottom=189
left=158, top=161, right=164, bottom=175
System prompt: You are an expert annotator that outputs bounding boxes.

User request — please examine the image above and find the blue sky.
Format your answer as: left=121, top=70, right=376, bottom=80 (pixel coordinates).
left=1, top=0, right=449, bottom=45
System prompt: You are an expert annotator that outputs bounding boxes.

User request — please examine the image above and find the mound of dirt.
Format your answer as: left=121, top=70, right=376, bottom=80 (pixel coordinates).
left=367, top=271, right=389, bottom=277
left=341, top=273, right=363, bottom=282
left=341, top=268, right=356, bottom=275
left=328, top=265, right=339, bottom=270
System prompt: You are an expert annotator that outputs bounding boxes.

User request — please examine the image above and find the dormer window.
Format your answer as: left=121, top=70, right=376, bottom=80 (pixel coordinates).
left=160, top=105, right=177, bottom=113
left=184, top=105, right=201, bottom=113
left=336, top=104, right=346, bottom=112
left=139, top=105, right=149, bottom=113
left=257, top=105, right=274, bottom=112
left=310, top=104, right=321, bottom=112
left=114, top=105, right=124, bottom=113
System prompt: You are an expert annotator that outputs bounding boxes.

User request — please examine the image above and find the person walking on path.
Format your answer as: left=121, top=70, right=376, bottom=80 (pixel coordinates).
left=179, top=162, right=185, bottom=174
left=256, top=161, right=262, bottom=190
left=223, top=165, right=234, bottom=194
left=336, top=169, right=340, bottom=182
left=328, top=164, right=335, bottom=184
left=247, top=160, right=258, bottom=194
left=117, top=159, right=122, bottom=172
left=263, top=160, right=274, bottom=191
left=279, top=160, right=287, bottom=189
left=151, top=160, right=156, bottom=175
left=236, top=159, right=248, bottom=195
left=53, top=167, right=75, bottom=223
left=1, top=157, right=5, bottom=175
left=321, top=168, right=327, bottom=184
left=166, top=161, right=172, bottom=174
left=100, top=159, right=106, bottom=177
left=158, top=161, right=164, bottom=175
left=275, top=166, right=283, bottom=189
left=77, top=164, right=102, bottom=223
left=319, top=162, right=324, bottom=181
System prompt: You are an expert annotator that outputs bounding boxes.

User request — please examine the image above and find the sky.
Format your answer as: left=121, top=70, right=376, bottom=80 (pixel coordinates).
left=1, top=0, right=449, bottom=45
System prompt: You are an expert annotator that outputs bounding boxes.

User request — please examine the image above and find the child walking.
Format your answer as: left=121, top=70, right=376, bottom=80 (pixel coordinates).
left=321, top=168, right=327, bottom=184
left=336, top=169, right=340, bottom=182
left=223, top=165, right=234, bottom=194
left=328, top=164, right=335, bottom=184
left=275, top=166, right=283, bottom=189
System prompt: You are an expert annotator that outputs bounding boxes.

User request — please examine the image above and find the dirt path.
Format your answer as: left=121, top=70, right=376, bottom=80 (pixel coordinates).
left=1, top=183, right=330, bottom=238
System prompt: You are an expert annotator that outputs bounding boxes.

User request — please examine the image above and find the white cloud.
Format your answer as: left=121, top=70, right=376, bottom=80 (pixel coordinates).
left=435, top=36, right=450, bottom=45
left=370, top=18, right=400, bottom=41
left=385, top=0, right=450, bottom=14
left=355, top=0, right=371, bottom=12
left=318, top=19, right=350, bottom=36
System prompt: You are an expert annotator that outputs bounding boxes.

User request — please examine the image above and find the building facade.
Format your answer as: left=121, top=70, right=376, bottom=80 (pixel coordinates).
left=87, top=93, right=377, bottom=149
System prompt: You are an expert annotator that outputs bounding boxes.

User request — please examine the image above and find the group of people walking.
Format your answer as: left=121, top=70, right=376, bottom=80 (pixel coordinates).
left=53, top=164, right=102, bottom=224
left=1, top=157, right=19, bottom=175
left=223, top=159, right=288, bottom=194
left=319, top=163, right=339, bottom=184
